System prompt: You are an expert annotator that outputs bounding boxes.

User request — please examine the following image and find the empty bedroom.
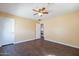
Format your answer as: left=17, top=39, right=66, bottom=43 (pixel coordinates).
left=0, top=3, right=79, bottom=56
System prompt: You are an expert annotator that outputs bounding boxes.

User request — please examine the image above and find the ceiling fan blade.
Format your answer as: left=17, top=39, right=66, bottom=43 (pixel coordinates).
left=41, top=7, right=46, bottom=11
left=32, top=9, right=39, bottom=12
left=33, top=13, right=38, bottom=15
left=43, top=12, right=48, bottom=14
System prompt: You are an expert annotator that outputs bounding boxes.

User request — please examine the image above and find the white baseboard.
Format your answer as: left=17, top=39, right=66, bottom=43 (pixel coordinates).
left=45, top=39, right=79, bottom=49
left=14, top=39, right=35, bottom=44
left=0, top=39, right=35, bottom=47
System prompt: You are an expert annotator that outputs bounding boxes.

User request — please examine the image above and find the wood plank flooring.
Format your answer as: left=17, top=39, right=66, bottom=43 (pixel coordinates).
left=0, top=39, right=79, bottom=56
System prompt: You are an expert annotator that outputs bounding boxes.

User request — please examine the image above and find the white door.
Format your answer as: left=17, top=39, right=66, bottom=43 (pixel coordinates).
left=36, top=23, right=41, bottom=39
left=2, top=18, right=15, bottom=45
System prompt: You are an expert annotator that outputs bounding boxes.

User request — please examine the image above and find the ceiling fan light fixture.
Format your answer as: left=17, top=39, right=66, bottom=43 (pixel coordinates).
left=33, top=6, right=49, bottom=17
left=38, top=13, right=43, bottom=16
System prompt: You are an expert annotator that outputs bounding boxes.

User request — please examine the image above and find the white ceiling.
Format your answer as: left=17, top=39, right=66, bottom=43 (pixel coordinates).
left=0, top=3, right=79, bottom=20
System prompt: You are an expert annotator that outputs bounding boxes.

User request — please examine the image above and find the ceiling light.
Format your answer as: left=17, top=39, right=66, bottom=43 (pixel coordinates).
left=38, top=13, right=43, bottom=16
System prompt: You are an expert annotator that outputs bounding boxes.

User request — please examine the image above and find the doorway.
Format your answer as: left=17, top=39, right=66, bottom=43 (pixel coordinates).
left=36, top=23, right=44, bottom=39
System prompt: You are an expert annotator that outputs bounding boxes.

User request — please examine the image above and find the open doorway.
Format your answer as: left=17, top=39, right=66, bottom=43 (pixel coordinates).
left=36, top=23, right=44, bottom=39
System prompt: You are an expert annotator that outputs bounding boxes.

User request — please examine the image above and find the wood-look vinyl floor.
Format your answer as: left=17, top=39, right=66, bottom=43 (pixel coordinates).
left=0, top=39, right=79, bottom=56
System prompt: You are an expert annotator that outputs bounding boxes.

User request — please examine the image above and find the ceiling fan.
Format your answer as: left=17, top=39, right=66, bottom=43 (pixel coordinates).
left=32, top=7, right=48, bottom=16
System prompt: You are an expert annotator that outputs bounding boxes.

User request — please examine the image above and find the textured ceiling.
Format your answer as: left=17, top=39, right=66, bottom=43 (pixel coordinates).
left=0, top=3, right=79, bottom=20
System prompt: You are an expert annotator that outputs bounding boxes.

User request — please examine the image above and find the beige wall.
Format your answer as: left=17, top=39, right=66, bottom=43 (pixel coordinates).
left=41, top=11, right=79, bottom=48
left=15, top=18, right=36, bottom=43
left=0, top=12, right=37, bottom=43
